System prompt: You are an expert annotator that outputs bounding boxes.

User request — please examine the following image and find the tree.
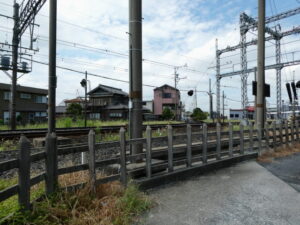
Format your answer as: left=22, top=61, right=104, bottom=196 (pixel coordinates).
left=191, top=108, right=208, bottom=121
left=66, top=103, right=82, bottom=119
left=162, top=107, right=174, bottom=120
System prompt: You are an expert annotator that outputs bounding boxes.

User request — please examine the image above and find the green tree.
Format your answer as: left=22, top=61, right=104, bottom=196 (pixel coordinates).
left=162, top=107, right=174, bottom=120
left=66, top=103, right=82, bottom=119
left=191, top=108, right=208, bottom=121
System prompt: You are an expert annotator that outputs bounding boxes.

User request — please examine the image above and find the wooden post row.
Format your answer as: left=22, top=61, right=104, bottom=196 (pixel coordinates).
left=119, top=128, right=127, bottom=186
left=186, top=124, right=192, bottom=167
left=45, top=132, right=58, bottom=195
left=216, top=123, right=221, bottom=160
left=167, top=125, right=174, bottom=172
left=240, top=123, right=244, bottom=155
left=18, top=135, right=31, bottom=211
left=88, top=129, right=96, bottom=190
left=229, top=123, right=233, bottom=157
left=202, top=124, right=207, bottom=163
left=146, top=126, right=152, bottom=178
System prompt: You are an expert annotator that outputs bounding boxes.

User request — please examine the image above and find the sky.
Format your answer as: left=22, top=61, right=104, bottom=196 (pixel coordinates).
left=0, top=0, right=300, bottom=115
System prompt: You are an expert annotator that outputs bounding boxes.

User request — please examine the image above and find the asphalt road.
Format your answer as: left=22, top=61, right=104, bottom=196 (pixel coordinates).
left=259, top=152, right=300, bottom=192
left=141, top=160, right=300, bottom=225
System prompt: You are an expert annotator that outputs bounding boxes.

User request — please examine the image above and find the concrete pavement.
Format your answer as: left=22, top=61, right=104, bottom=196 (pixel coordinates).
left=140, top=160, right=300, bottom=225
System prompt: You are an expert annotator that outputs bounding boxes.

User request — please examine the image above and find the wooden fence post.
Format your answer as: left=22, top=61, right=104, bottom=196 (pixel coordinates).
left=167, top=125, right=174, bottom=172
left=240, top=123, right=244, bottom=155
left=229, top=122, right=233, bottom=157
left=257, top=123, right=262, bottom=155
left=202, top=124, right=208, bottom=164
left=216, top=123, right=221, bottom=160
left=146, top=126, right=152, bottom=178
left=186, top=124, right=192, bottom=167
left=295, top=119, right=299, bottom=141
left=291, top=120, right=295, bottom=143
left=249, top=121, right=254, bottom=152
left=18, top=135, right=31, bottom=211
left=119, top=128, right=127, bottom=186
left=45, top=132, right=58, bottom=195
left=273, top=122, right=277, bottom=149
left=279, top=121, right=283, bottom=146
left=265, top=122, right=269, bottom=150
left=285, top=120, right=289, bottom=144
left=88, top=129, right=96, bottom=190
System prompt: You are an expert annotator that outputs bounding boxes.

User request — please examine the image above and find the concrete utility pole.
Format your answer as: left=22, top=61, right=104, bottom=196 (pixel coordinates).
left=209, top=79, right=214, bottom=121
left=129, top=0, right=143, bottom=155
left=84, top=71, right=88, bottom=127
left=256, top=0, right=266, bottom=130
left=174, top=67, right=179, bottom=120
left=10, top=2, right=20, bottom=130
left=222, top=91, right=225, bottom=123
left=48, top=0, right=57, bottom=133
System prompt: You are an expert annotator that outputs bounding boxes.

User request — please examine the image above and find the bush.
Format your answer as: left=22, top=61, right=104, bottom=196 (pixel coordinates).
left=191, top=108, right=208, bottom=121
left=66, top=103, right=82, bottom=119
left=162, top=107, right=174, bottom=120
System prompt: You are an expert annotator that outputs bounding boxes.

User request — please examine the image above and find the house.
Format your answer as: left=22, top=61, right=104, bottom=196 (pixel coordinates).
left=153, top=84, right=182, bottom=119
left=88, top=85, right=129, bottom=120
left=0, top=83, right=48, bottom=124
left=56, top=97, right=86, bottom=117
left=229, top=106, right=255, bottom=120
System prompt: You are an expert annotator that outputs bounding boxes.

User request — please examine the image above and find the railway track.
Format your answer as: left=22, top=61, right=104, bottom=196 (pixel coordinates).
left=0, top=122, right=234, bottom=140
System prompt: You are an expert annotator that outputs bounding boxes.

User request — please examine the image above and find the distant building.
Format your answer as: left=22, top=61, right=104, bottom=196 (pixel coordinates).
left=229, top=106, right=255, bottom=120
left=56, top=97, right=86, bottom=117
left=142, top=100, right=153, bottom=113
left=0, top=83, right=48, bottom=124
left=153, top=84, right=182, bottom=119
left=88, top=85, right=129, bottom=120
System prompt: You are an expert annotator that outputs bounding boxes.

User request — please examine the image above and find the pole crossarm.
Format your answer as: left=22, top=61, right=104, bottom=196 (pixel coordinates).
left=219, top=26, right=300, bottom=54
left=18, top=0, right=47, bottom=38
left=220, top=59, right=300, bottom=78
left=241, top=12, right=281, bottom=39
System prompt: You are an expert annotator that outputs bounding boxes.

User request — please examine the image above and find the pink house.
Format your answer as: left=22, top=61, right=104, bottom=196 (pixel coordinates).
left=153, top=84, right=182, bottom=118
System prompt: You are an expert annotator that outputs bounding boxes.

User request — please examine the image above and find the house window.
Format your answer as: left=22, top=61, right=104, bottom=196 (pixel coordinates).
left=163, top=93, right=172, bottom=98
left=230, top=114, right=234, bottom=118
left=35, top=112, right=47, bottom=117
left=235, top=114, right=239, bottom=118
left=110, top=113, right=122, bottom=118
left=35, top=95, right=47, bottom=103
left=90, top=113, right=100, bottom=120
left=4, top=92, right=10, bottom=100
left=20, top=93, right=31, bottom=99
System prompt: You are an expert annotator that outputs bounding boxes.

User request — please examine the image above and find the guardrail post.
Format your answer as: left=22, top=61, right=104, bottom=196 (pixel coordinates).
left=88, top=129, right=96, bottom=190
left=291, top=120, right=295, bottom=143
left=186, top=124, right=192, bottom=167
left=119, top=128, right=127, bottom=186
left=229, top=122, right=233, bottom=157
left=249, top=121, right=254, bottom=152
left=265, top=122, right=269, bottom=150
left=146, top=126, right=152, bottom=178
left=279, top=121, right=283, bottom=146
left=45, top=132, right=58, bottom=195
left=216, top=123, right=221, bottom=160
left=240, top=123, right=244, bottom=155
left=167, top=125, right=174, bottom=172
left=285, top=120, right=289, bottom=145
left=202, top=124, right=207, bottom=163
left=296, top=120, right=300, bottom=142
left=18, top=135, right=31, bottom=211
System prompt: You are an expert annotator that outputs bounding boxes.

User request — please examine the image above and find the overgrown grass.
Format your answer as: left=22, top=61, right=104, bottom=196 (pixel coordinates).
left=257, top=143, right=300, bottom=163
left=3, top=181, right=151, bottom=225
left=0, top=118, right=182, bottom=130
left=0, top=139, right=18, bottom=151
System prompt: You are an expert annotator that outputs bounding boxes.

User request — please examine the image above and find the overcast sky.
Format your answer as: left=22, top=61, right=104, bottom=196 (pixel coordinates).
left=0, top=0, right=300, bottom=114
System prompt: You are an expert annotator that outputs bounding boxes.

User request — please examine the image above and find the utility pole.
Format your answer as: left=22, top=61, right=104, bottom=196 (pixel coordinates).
left=222, top=91, right=225, bottom=123
left=10, top=2, right=20, bottom=130
left=174, top=67, right=179, bottom=120
left=209, top=78, right=214, bottom=122
left=48, top=0, right=57, bottom=133
left=84, top=71, right=88, bottom=127
left=129, top=0, right=143, bottom=155
left=256, top=0, right=266, bottom=130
